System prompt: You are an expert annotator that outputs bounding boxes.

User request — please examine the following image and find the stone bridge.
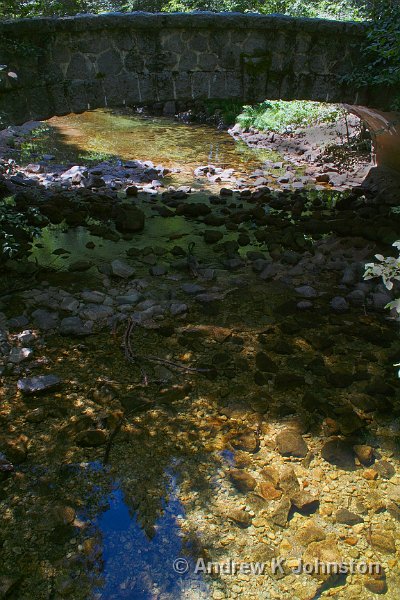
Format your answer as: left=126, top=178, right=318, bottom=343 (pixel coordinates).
left=0, top=12, right=399, bottom=176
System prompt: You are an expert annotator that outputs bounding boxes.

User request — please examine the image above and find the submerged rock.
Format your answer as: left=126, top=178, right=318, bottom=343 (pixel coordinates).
left=229, top=469, right=257, bottom=493
left=75, top=429, right=108, bottom=447
left=276, top=429, right=308, bottom=458
left=321, top=438, right=355, bottom=469
left=114, top=205, right=145, bottom=233
left=32, top=309, right=59, bottom=330
left=335, top=508, right=364, bottom=525
left=60, top=317, right=93, bottom=337
left=111, top=260, right=135, bottom=279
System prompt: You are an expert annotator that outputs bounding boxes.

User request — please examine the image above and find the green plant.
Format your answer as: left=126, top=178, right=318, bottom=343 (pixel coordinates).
left=364, top=241, right=400, bottom=313
left=0, top=198, right=43, bottom=258
left=364, top=240, right=400, bottom=376
left=342, top=3, right=400, bottom=110
left=236, top=100, right=344, bottom=133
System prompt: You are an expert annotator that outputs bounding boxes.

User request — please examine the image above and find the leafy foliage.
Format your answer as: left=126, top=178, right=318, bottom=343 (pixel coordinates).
left=0, top=198, right=43, bottom=258
left=364, top=240, right=400, bottom=376
left=342, top=2, right=400, bottom=109
left=236, top=100, right=344, bottom=133
left=0, top=0, right=376, bottom=19
left=364, top=241, right=400, bottom=315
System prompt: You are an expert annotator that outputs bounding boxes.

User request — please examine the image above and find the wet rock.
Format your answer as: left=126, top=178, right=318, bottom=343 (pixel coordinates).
left=364, top=570, right=387, bottom=595
left=32, top=309, right=59, bottom=330
left=259, top=482, right=282, bottom=500
left=368, top=529, right=396, bottom=554
left=275, top=373, right=305, bottom=389
left=353, top=444, right=374, bottom=466
left=25, top=407, right=47, bottom=423
left=53, top=505, right=76, bottom=525
left=295, top=523, right=326, bottom=546
left=252, top=258, right=270, bottom=273
left=302, top=540, right=341, bottom=580
left=229, top=469, right=257, bottom=493
left=276, top=430, right=308, bottom=458
left=364, top=378, right=396, bottom=398
left=291, top=490, right=319, bottom=513
left=329, top=296, right=349, bottom=312
left=116, top=293, right=141, bottom=305
left=278, top=466, right=300, bottom=497
left=335, top=508, right=364, bottom=525
left=255, top=352, right=277, bottom=373
left=126, top=185, right=138, bottom=196
left=347, top=289, right=365, bottom=306
left=170, top=302, right=187, bottom=316
left=204, top=230, right=223, bottom=244
left=270, top=340, right=294, bottom=355
left=295, top=285, right=317, bottom=298
left=374, top=460, right=395, bottom=479
left=111, top=260, right=135, bottom=279
left=321, top=438, right=355, bottom=469
left=8, top=347, right=33, bottom=364
left=81, top=291, right=105, bottom=304
left=269, top=496, right=291, bottom=527
left=150, top=264, right=168, bottom=276
left=87, top=175, right=105, bottom=188
left=17, top=374, right=61, bottom=394
left=181, top=283, right=206, bottom=295
left=315, top=173, right=330, bottom=183
left=370, top=290, right=392, bottom=311
left=75, top=429, right=108, bottom=447
left=261, top=466, right=280, bottom=487
left=238, top=232, right=250, bottom=246
left=114, top=205, right=145, bottom=233
left=226, top=507, right=252, bottom=527
left=259, top=263, right=280, bottom=280
left=80, top=305, right=113, bottom=321
left=297, top=301, right=313, bottom=310
left=60, top=297, right=80, bottom=312
left=224, top=257, right=244, bottom=271
left=338, top=409, right=364, bottom=436
left=176, top=202, right=211, bottom=218
left=4, top=435, right=28, bottom=464
left=231, top=430, right=260, bottom=453
left=68, top=260, right=93, bottom=272
left=60, top=317, right=93, bottom=337
left=325, top=370, right=354, bottom=388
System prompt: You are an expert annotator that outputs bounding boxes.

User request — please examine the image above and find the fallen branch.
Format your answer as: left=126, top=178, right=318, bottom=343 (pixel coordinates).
left=123, top=317, right=211, bottom=377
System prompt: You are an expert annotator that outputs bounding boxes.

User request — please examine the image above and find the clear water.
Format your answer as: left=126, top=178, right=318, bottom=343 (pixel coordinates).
left=23, top=108, right=282, bottom=186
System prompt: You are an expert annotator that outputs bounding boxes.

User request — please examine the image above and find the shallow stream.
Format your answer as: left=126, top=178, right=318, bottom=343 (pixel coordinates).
left=0, top=111, right=399, bottom=600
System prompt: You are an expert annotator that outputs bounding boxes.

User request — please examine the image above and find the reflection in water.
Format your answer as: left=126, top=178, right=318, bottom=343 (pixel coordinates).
left=90, top=467, right=208, bottom=600
left=22, top=109, right=282, bottom=185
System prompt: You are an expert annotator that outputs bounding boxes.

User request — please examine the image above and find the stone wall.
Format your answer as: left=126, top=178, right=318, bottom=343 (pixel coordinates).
left=0, top=12, right=390, bottom=127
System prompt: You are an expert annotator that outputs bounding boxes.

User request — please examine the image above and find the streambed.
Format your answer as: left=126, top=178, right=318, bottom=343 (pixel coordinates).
left=0, top=110, right=399, bottom=600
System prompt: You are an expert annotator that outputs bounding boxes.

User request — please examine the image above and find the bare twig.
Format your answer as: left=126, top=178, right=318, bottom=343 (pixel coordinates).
left=123, top=317, right=211, bottom=376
